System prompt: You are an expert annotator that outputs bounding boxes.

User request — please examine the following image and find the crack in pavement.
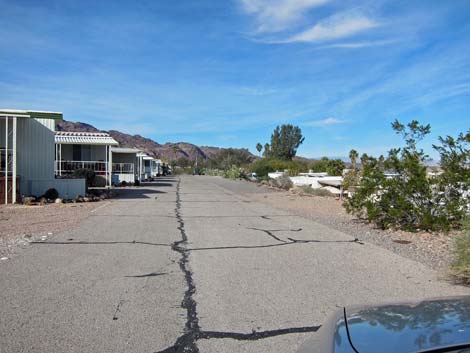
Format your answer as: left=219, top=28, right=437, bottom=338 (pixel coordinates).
left=159, top=179, right=323, bottom=353
left=247, top=227, right=303, bottom=243
left=184, top=237, right=363, bottom=251
left=198, top=325, right=321, bottom=341
left=164, top=177, right=200, bottom=353
left=112, top=299, right=126, bottom=321
left=288, top=237, right=363, bottom=245
left=32, top=240, right=171, bottom=247
left=125, top=272, right=167, bottom=278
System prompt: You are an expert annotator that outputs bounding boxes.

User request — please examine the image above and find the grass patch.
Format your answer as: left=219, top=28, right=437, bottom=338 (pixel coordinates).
left=450, top=230, right=470, bottom=285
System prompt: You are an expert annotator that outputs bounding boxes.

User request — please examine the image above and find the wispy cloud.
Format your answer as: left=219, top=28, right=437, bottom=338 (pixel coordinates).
left=240, top=0, right=330, bottom=33
left=305, top=117, right=346, bottom=126
left=286, top=12, right=378, bottom=43
left=318, top=39, right=397, bottom=49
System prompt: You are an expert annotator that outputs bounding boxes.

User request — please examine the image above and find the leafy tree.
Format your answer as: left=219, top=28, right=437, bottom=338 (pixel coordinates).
left=263, top=143, right=271, bottom=157
left=256, top=143, right=263, bottom=156
left=269, top=124, right=304, bottom=160
left=209, top=148, right=253, bottom=170
left=309, top=157, right=345, bottom=176
left=326, top=159, right=346, bottom=176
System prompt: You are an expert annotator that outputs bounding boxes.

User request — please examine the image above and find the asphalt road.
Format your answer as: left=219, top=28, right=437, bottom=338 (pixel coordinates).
left=1, top=175, right=468, bottom=353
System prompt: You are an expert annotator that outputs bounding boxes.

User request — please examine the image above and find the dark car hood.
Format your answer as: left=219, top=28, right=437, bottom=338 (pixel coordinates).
left=345, top=297, right=470, bottom=353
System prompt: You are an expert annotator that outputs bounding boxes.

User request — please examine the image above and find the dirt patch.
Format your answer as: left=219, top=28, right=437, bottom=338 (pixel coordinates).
left=0, top=202, right=109, bottom=258
left=248, top=189, right=457, bottom=271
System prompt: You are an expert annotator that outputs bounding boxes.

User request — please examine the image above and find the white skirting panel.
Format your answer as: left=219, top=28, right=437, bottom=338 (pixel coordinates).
left=28, top=178, right=86, bottom=199
left=112, top=173, right=135, bottom=185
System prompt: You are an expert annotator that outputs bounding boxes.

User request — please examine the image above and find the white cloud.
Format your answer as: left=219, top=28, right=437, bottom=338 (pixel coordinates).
left=305, top=117, right=346, bottom=126
left=287, top=12, right=378, bottom=43
left=240, top=0, right=330, bottom=33
left=319, top=39, right=397, bottom=49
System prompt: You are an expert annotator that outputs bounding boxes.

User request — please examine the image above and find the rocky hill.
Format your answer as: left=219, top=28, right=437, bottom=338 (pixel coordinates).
left=57, top=120, right=255, bottom=163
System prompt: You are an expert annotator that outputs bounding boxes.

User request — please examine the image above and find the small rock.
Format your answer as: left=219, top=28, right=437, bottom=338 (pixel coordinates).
left=1, top=257, right=8, bottom=261
left=22, top=196, right=36, bottom=205
left=55, top=198, right=63, bottom=204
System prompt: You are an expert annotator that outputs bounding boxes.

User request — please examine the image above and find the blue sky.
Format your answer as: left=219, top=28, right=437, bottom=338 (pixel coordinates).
left=1, top=0, right=469, bottom=158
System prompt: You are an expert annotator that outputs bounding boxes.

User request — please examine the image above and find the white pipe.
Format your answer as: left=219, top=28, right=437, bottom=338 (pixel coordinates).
left=5, top=116, right=8, bottom=204
left=105, top=145, right=108, bottom=187
left=108, top=145, right=112, bottom=187
left=12, top=117, right=17, bottom=204
left=59, top=144, right=62, bottom=176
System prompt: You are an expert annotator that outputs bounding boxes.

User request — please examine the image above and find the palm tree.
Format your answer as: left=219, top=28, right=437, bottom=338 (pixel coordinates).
left=256, top=143, right=262, bottom=156
left=349, top=149, right=359, bottom=169
left=172, top=145, right=179, bottom=160
left=360, top=153, right=369, bottom=169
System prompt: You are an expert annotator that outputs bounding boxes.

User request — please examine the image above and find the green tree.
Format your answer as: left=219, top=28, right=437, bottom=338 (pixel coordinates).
left=256, top=143, right=263, bottom=156
left=310, top=157, right=345, bottom=175
left=269, top=124, right=304, bottom=160
left=263, top=143, right=271, bottom=157
left=209, top=148, right=253, bottom=170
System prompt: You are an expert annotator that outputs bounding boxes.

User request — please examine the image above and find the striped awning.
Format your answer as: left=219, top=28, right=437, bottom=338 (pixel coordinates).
left=55, top=131, right=119, bottom=145
left=111, top=147, right=141, bottom=154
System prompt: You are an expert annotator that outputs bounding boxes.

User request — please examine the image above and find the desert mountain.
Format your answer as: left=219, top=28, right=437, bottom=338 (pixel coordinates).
left=56, top=120, right=255, bottom=163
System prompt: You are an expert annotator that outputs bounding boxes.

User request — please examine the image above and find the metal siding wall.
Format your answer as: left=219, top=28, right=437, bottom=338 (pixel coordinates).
left=17, top=118, right=55, bottom=195
left=35, top=118, right=56, bottom=131
left=0, top=119, right=5, bottom=146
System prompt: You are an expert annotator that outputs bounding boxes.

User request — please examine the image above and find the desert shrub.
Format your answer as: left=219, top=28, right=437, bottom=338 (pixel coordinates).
left=273, top=175, right=293, bottom=190
left=309, top=157, right=345, bottom=176
left=172, top=166, right=192, bottom=175
left=433, top=131, right=470, bottom=226
left=91, top=175, right=107, bottom=187
left=204, top=169, right=225, bottom=177
left=73, top=168, right=96, bottom=187
left=344, top=121, right=470, bottom=231
left=250, top=158, right=308, bottom=178
left=207, top=148, right=254, bottom=170
left=450, top=219, right=470, bottom=284
left=224, top=165, right=246, bottom=180
left=298, top=185, right=335, bottom=197
left=44, top=188, right=59, bottom=200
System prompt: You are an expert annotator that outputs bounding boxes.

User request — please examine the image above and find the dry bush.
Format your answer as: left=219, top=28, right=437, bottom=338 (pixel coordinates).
left=298, top=185, right=335, bottom=197
left=273, top=175, right=293, bottom=190
left=450, top=221, right=470, bottom=285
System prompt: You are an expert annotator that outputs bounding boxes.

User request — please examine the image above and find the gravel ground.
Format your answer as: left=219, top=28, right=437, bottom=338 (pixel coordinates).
left=249, top=187, right=456, bottom=271
left=0, top=201, right=109, bottom=258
